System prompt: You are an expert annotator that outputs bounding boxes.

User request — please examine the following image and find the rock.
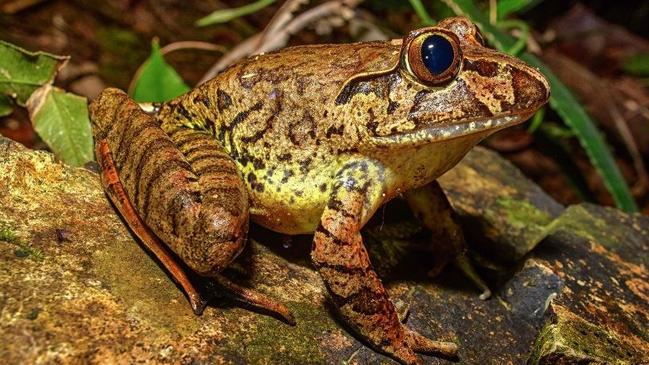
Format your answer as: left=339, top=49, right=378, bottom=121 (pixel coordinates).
left=528, top=204, right=649, bottom=364
left=0, top=135, right=647, bottom=364
left=530, top=304, right=640, bottom=365
left=439, top=147, right=564, bottom=263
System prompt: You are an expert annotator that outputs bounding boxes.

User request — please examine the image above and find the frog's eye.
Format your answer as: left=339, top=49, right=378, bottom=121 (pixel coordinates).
left=404, top=30, right=462, bottom=86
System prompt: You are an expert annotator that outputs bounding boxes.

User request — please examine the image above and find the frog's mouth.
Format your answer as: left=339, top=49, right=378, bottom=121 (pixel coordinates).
left=369, top=112, right=525, bottom=147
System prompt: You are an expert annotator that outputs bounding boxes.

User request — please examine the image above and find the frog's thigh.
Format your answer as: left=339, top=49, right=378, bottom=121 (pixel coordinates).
left=311, top=161, right=457, bottom=364
left=404, top=181, right=465, bottom=274
left=163, top=127, right=250, bottom=274
left=95, top=138, right=207, bottom=314
left=405, top=181, right=491, bottom=299
left=91, top=89, right=248, bottom=276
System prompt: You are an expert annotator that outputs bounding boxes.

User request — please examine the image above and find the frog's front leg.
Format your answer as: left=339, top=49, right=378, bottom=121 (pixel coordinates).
left=311, top=160, right=458, bottom=365
left=90, top=88, right=293, bottom=323
left=405, top=181, right=491, bottom=300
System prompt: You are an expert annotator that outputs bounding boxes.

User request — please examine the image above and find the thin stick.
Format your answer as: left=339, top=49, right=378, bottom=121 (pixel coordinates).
left=199, top=0, right=363, bottom=83
left=256, top=0, right=311, bottom=50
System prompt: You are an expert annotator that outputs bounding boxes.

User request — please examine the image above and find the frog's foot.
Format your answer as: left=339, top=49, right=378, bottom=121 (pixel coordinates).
left=212, top=274, right=296, bottom=325
left=405, top=181, right=491, bottom=300
left=405, top=328, right=458, bottom=359
left=454, top=253, right=491, bottom=300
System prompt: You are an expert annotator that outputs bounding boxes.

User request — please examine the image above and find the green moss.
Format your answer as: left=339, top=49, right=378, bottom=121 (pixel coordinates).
left=497, top=198, right=553, bottom=229
left=1, top=223, right=44, bottom=260
left=219, top=303, right=340, bottom=364
left=91, top=240, right=199, bottom=336
left=547, top=205, right=618, bottom=248
left=486, top=197, right=554, bottom=253
left=0, top=224, right=17, bottom=242
left=529, top=306, right=636, bottom=364
left=13, top=245, right=44, bottom=260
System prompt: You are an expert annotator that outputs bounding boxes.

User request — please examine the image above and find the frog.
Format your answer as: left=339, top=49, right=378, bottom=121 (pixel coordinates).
left=89, top=16, right=549, bottom=365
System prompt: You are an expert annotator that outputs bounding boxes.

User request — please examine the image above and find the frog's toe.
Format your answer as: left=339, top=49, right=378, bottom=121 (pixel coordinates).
left=393, top=297, right=411, bottom=323
left=405, top=327, right=458, bottom=359
left=453, top=253, right=492, bottom=300
left=478, top=288, right=492, bottom=300
left=389, top=344, right=419, bottom=365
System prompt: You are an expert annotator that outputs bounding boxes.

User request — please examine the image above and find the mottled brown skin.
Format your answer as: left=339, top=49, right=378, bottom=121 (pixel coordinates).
left=90, top=17, right=549, bottom=364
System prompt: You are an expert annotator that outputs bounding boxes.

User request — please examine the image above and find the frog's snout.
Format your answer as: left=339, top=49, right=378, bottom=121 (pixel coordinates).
left=514, top=64, right=551, bottom=117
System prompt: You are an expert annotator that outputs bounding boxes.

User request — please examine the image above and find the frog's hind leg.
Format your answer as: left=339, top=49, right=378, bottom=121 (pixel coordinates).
left=405, top=181, right=491, bottom=300
left=165, top=124, right=295, bottom=324
left=95, top=138, right=207, bottom=314
left=90, top=88, right=293, bottom=323
left=311, top=160, right=458, bottom=365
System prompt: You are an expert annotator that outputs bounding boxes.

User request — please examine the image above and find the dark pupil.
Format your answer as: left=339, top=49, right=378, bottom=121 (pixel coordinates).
left=421, top=35, right=454, bottom=75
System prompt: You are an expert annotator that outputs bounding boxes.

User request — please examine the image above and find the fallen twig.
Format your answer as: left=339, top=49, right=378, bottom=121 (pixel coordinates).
left=199, top=0, right=363, bottom=84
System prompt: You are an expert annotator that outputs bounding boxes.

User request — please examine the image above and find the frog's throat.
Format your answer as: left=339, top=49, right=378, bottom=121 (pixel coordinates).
left=369, top=114, right=522, bottom=147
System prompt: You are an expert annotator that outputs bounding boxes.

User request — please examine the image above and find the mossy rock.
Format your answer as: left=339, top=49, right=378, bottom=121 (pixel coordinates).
left=439, top=147, right=563, bottom=263
left=0, top=135, right=646, bottom=364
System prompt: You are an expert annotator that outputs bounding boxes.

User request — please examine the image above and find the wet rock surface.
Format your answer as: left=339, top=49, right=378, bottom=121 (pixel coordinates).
left=0, top=136, right=647, bottom=364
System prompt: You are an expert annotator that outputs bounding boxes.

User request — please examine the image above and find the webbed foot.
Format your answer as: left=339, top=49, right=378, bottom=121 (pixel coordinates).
left=406, top=181, right=492, bottom=300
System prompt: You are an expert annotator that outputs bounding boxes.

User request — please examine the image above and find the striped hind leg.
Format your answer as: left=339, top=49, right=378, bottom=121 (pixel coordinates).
left=95, top=138, right=207, bottom=314
left=311, top=161, right=458, bottom=365
left=90, top=88, right=293, bottom=323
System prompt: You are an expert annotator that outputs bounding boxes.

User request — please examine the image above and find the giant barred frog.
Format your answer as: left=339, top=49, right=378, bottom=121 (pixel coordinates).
left=89, top=17, right=549, bottom=364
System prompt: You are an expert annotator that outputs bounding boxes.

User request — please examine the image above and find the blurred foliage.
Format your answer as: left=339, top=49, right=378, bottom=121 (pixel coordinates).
left=409, top=0, right=435, bottom=25
left=96, top=27, right=147, bottom=89
left=131, top=41, right=190, bottom=103
left=196, top=0, right=277, bottom=27
left=496, top=0, right=543, bottom=19
left=0, top=94, right=14, bottom=117
left=367, top=0, right=413, bottom=11
left=0, top=41, right=68, bottom=106
left=622, top=53, right=649, bottom=77
left=27, top=86, right=94, bottom=167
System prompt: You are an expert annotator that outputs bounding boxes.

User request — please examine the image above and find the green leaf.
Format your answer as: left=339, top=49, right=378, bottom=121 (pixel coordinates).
left=26, top=85, right=94, bottom=167
left=441, top=0, right=638, bottom=212
left=0, top=94, right=14, bottom=117
left=496, top=0, right=543, bottom=19
left=0, top=40, right=68, bottom=106
left=408, top=0, right=435, bottom=25
left=622, top=53, right=649, bottom=77
left=131, top=41, right=190, bottom=103
left=196, top=0, right=277, bottom=27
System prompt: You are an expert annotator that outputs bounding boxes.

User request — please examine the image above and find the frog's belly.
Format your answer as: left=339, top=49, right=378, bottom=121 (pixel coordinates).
left=246, top=179, right=329, bottom=235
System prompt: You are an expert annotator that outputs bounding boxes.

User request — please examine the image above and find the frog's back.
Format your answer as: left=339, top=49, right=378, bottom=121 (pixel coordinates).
left=208, top=41, right=400, bottom=154
left=178, top=42, right=400, bottom=234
